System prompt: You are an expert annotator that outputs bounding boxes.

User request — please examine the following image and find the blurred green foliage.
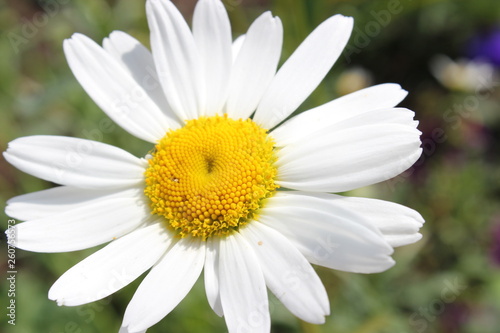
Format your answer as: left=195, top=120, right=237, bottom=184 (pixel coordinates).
left=1, top=0, right=500, bottom=332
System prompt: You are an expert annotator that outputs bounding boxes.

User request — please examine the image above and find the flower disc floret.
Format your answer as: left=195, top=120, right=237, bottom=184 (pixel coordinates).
left=144, top=115, right=279, bottom=239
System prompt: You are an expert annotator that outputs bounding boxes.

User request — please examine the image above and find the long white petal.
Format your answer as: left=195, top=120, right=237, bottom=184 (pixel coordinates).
left=103, top=30, right=181, bottom=127
left=241, top=222, right=329, bottom=324
left=204, top=237, right=223, bottom=316
left=64, top=33, right=176, bottom=142
left=225, top=12, right=282, bottom=120
left=8, top=188, right=149, bottom=253
left=147, top=0, right=205, bottom=121
left=6, top=186, right=125, bottom=221
left=276, top=107, right=418, bottom=147
left=253, top=15, right=354, bottom=129
left=260, top=191, right=395, bottom=273
left=3, top=136, right=146, bottom=189
left=219, top=232, right=270, bottom=333
left=122, top=237, right=206, bottom=332
left=48, top=222, right=173, bottom=306
left=272, top=84, right=409, bottom=145
left=327, top=195, right=425, bottom=247
left=193, top=0, right=232, bottom=116
left=277, top=112, right=422, bottom=192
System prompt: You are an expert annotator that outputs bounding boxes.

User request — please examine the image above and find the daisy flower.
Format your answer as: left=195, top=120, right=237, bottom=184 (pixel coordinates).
left=4, top=0, right=424, bottom=332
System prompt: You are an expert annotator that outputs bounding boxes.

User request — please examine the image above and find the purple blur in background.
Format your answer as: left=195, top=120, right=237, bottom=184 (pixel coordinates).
left=468, top=27, right=500, bottom=67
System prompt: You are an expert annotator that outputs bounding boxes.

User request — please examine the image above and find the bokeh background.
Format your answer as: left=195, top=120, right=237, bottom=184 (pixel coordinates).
left=1, top=0, right=500, bottom=332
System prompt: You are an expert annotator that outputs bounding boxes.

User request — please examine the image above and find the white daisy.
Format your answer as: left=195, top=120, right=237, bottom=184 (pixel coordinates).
left=4, top=0, right=424, bottom=332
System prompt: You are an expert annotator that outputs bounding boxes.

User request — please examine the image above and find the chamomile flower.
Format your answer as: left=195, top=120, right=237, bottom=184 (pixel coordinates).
left=4, top=0, right=424, bottom=332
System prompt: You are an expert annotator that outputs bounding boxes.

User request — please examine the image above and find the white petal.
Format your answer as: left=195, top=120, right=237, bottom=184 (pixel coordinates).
left=241, top=222, right=329, bottom=324
left=122, top=237, right=206, bottom=332
left=193, top=0, right=232, bottom=116
left=272, top=83, right=409, bottom=145
left=6, top=186, right=136, bottom=221
left=253, top=15, right=354, bottom=129
left=204, top=237, right=223, bottom=316
left=103, top=30, right=181, bottom=127
left=147, top=0, right=205, bottom=121
left=48, top=222, right=173, bottom=306
left=8, top=188, right=149, bottom=253
left=225, top=12, right=283, bottom=120
left=64, top=33, right=176, bottom=143
left=232, top=35, right=245, bottom=63
left=328, top=195, right=425, bottom=247
left=278, top=107, right=418, bottom=145
left=260, top=191, right=395, bottom=273
left=219, top=232, right=270, bottom=333
left=3, top=136, right=146, bottom=189
left=277, top=114, right=422, bottom=192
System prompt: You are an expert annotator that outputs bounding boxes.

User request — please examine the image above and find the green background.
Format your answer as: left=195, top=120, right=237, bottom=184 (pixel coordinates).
left=1, top=0, right=500, bottom=332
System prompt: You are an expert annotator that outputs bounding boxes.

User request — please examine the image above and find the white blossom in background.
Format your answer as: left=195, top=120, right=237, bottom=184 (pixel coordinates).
left=430, top=54, right=496, bottom=92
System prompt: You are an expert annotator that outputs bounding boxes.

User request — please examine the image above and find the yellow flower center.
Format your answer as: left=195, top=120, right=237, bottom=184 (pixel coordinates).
left=144, top=115, right=279, bottom=239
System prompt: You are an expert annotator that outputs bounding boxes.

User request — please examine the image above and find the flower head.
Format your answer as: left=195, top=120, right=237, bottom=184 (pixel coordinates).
left=144, top=114, right=279, bottom=239
left=4, top=0, right=424, bottom=332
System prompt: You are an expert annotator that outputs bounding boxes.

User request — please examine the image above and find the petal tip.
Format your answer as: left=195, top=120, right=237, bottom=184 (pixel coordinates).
left=386, top=256, right=396, bottom=269
left=5, top=226, right=17, bottom=245
left=331, top=14, right=354, bottom=26
left=2, top=149, right=11, bottom=162
left=52, top=297, right=65, bottom=307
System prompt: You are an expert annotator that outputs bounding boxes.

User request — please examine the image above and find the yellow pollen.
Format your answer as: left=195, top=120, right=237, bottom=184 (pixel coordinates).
left=144, top=115, right=279, bottom=239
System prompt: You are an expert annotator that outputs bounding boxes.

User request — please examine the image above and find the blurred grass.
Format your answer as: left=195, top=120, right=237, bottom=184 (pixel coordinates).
left=1, top=0, right=500, bottom=332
